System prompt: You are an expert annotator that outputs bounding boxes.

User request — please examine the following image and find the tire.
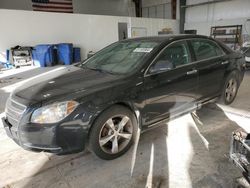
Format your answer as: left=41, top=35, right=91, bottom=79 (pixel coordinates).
left=220, top=71, right=239, bottom=105
left=89, top=105, right=138, bottom=160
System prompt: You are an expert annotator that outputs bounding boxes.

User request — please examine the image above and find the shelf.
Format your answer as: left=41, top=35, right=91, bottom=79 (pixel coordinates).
left=211, top=25, right=242, bottom=29
left=221, top=41, right=237, bottom=44
left=210, top=25, right=242, bottom=50
left=216, top=41, right=237, bottom=44
left=216, top=38, right=238, bottom=43
left=212, top=33, right=238, bottom=36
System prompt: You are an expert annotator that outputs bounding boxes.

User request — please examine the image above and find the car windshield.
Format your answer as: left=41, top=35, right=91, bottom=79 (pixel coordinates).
left=80, top=41, right=160, bottom=74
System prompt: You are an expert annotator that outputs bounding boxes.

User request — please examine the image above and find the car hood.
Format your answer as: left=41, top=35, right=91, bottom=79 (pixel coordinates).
left=13, top=65, right=123, bottom=104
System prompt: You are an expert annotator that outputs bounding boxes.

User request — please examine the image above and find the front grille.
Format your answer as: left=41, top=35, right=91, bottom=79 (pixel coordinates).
left=5, top=98, right=26, bottom=129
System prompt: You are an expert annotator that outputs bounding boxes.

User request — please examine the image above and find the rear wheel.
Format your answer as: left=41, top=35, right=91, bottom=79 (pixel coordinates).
left=220, top=71, right=239, bottom=105
left=89, top=105, right=137, bottom=160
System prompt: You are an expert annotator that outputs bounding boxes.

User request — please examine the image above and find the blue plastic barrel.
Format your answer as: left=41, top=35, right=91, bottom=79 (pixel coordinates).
left=6, top=50, right=9, bottom=63
left=32, top=49, right=40, bottom=66
left=57, top=43, right=73, bottom=65
left=5, top=50, right=10, bottom=68
left=33, top=45, right=55, bottom=67
left=73, top=47, right=81, bottom=63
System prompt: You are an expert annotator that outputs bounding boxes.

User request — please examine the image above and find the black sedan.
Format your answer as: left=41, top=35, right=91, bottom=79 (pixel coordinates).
left=2, top=35, right=245, bottom=160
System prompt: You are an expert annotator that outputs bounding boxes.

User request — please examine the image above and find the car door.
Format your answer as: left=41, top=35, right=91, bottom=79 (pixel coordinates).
left=188, top=39, right=227, bottom=100
left=141, top=40, right=199, bottom=126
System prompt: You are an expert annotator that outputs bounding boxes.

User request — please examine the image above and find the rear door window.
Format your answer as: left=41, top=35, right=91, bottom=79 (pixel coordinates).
left=190, top=39, right=224, bottom=61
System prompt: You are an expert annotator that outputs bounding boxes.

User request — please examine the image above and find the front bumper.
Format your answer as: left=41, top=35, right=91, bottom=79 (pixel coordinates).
left=2, top=114, right=88, bottom=154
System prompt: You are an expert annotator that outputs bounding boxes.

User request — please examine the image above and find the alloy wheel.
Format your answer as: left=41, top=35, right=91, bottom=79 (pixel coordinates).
left=99, top=115, right=133, bottom=154
left=225, top=78, right=238, bottom=103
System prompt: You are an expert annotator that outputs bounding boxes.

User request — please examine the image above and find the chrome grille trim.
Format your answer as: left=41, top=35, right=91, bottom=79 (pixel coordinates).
left=7, top=104, right=25, bottom=114
left=5, top=98, right=27, bottom=128
left=6, top=112, right=19, bottom=122
left=10, top=99, right=26, bottom=110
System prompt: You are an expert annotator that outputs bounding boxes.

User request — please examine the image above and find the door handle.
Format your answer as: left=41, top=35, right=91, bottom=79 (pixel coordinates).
left=186, top=69, right=198, bottom=75
left=221, top=60, right=229, bottom=65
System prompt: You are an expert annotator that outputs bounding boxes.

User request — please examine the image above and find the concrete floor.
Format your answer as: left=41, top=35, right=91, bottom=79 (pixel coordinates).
left=0, top=67, right=250, bottom=188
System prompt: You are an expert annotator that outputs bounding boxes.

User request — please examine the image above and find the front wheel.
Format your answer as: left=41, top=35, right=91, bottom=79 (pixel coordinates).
left=220, top=71, right=239, bottom=105
left=89, top=105, right=138, bottom=160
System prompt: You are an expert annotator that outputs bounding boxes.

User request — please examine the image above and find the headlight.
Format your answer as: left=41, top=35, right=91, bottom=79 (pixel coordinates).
left=31, top=101, right=79, bottom=124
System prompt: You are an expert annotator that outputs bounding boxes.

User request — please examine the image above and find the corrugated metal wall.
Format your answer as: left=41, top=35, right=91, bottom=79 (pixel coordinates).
left=0, top=0, right=135, bottom=17
left=184, top=0, right=250, bottom=36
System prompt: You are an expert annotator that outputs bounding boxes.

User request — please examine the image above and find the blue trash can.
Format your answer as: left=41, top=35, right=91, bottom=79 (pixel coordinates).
left=32, top=49, right=40, bottom=67
left=6, top=50, right=10, bottom=68
left=33, top=45, right=55, bottom=67
left=44, top=46, right=55, bottom=67
left=6, top=50, right=9, bottom=63
left=1, top=50, right=12, bottom=69
left=57, top=43, right=73, bottom=65
left=73, top=47, right=81, bottom=63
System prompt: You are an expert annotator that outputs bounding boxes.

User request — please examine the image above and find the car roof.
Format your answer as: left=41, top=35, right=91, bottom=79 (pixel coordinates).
left=123, top=34, right=211, bottom=43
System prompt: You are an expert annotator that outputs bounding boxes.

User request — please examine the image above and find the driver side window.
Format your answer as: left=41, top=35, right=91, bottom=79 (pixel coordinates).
left=149, top=41, right=190, bottom=74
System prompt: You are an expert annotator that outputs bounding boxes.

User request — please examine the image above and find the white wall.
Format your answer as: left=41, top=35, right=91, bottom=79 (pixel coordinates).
left=130, top=17, right=178, bottom=35
left=0, top=9, right=179, bottom=60
left=185, top=0, right=250, bottom=35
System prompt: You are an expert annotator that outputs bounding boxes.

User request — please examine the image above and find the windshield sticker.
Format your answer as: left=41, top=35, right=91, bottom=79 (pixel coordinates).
left=133, top=48, right=153, bottom=53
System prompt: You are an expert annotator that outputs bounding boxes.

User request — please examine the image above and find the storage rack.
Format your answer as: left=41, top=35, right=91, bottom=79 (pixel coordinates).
left=210, top=25, right=242, bottom=50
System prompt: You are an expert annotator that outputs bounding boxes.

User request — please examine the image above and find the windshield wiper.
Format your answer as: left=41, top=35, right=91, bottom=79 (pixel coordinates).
left=78, top=63, right=119, bottom=75
left=85, top=66, right=117, bottom=75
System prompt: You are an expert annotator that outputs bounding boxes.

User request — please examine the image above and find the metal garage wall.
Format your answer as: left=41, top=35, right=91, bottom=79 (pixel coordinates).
left=0, top=0, right=135, bottom=17
left=0, top=9, right=179, bottom=60
left=141, top=0, right=172, bottom=19
left=184, top=0, right=250, bottom=36
left=73, top=0, right=135, bottom=17
left=0, top=0, right=32, bottom=11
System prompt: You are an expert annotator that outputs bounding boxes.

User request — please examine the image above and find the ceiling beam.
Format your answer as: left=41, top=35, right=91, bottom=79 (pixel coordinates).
left=181, top=0, right=232, bottom=8
left=133, top=0, right=142, bottom=17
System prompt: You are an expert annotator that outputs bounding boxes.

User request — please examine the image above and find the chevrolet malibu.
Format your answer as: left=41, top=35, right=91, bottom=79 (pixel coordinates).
left=2, top=35, right=245, bottom=160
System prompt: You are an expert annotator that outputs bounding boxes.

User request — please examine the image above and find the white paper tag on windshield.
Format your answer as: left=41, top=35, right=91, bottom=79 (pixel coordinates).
left=133, top=48, right=153, bottom=53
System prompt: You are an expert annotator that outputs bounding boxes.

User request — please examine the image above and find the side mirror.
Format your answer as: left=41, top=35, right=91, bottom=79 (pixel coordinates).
left=87, top=51, right=95, bottom=58
left=149, top=60, right=173, bottom=74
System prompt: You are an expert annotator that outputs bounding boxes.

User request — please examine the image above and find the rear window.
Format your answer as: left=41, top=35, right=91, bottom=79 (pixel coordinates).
left=190, top=39, right=224, bottom=61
